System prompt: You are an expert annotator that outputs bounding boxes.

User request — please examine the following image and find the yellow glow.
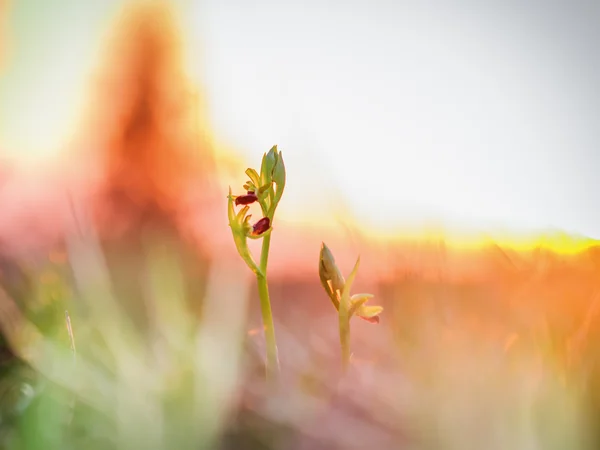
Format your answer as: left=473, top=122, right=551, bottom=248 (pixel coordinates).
left=361, top=223, right=600, bottom=255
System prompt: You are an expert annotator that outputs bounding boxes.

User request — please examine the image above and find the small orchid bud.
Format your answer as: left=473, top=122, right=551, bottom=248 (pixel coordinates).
left=319, top=243, right=345, bottom=310
left=319, top=243, right=346, bottom=295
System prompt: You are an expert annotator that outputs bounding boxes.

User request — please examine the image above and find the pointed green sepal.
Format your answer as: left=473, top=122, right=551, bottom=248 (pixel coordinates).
left=245, top=168, right=261, bottom=188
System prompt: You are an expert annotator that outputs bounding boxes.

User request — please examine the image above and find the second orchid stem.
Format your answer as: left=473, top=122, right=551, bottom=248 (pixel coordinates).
left=257, top=233, right=280, bottom=381
left=338, top=296, right=351, bottom=373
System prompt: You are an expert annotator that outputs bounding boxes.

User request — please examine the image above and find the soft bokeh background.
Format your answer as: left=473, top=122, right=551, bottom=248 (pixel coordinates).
left=1, top=2, right=600, bottom=450
left=1, top=0, right=599, bottom=238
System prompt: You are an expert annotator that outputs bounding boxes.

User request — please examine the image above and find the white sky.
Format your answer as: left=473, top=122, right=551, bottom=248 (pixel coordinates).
left=1, top=0, right=599, bottom=238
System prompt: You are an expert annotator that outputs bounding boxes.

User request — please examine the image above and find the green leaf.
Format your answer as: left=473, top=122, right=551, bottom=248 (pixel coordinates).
left=260, top=152, right=268, bottom=183
left=267, top=145, right=279, bottom=162
left=272, top=151, right=286, bottom=203
left=342, top=256, right=361, bottom=299
left=338, top=256, right=360, bottom=315
left=260, top=146, right=279, bottom=185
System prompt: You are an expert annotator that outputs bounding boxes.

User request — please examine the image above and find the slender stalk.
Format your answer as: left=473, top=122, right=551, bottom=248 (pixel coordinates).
left=65, top=310, right=77, bottom=425
left=65, top=310, right=77, bottom=362
left=338, top=296, right=351, bottom=373
left=257, top=233, right=280, bottom=380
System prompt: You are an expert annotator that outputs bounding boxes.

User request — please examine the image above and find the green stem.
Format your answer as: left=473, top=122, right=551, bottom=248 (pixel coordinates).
left=257, top=233, right=280, bottom=380
left=339, top=298, right=351, bottom=373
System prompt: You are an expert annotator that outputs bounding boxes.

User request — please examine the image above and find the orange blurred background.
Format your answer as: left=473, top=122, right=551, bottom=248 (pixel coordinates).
left=0, top=0, right=599, bottom=355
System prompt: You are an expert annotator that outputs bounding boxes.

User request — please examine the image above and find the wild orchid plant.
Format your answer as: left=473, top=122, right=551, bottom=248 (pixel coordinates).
left=228, top=145, right=382, bottom=378
left=319, top=243, right=383, bottom=372
left=228, top=145, right=285, bottom=380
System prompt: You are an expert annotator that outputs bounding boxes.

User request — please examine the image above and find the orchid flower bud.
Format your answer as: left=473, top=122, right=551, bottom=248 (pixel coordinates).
left=318, top=242, right=383, bottom=324
left=319, top=242, right=345, bottom=310
left=255, top=146, right=286, bottom=216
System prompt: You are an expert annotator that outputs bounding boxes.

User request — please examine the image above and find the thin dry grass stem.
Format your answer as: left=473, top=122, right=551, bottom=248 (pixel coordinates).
left=65, top=310, right=76, bottom=360
left=65, top=194, right=146, bottom=360
left=64, top=309, right=77, bottom=425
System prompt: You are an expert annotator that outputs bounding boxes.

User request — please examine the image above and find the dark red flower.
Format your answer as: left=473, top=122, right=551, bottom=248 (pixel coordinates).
left=251, top=217, right=270, bottom=236
left=235, top=192, right=258, bottom=206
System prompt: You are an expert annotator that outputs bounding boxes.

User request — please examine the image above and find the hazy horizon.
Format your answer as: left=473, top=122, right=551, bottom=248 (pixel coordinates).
left=1, top=0, right=599, bottom=239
